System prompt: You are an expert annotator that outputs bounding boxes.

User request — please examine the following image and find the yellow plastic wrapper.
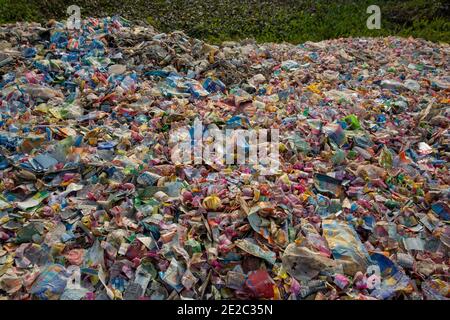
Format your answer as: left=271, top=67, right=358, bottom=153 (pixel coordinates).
left=322, top=219, right=371, bottom=275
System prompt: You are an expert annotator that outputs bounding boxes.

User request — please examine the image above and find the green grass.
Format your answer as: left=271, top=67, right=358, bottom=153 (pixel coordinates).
left=0, top=0, right=41, bottom=22
left=0, top=0, right=448, bottom=44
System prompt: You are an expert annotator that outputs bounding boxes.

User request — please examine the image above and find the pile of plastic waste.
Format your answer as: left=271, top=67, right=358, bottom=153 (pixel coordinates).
left=0, top=16, right=448, bottom=300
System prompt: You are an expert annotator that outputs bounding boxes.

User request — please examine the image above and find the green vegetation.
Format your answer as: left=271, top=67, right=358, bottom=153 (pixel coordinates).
left=0, top=0, right=448, bottom=44
left=0, top=0, right=40, bottom=22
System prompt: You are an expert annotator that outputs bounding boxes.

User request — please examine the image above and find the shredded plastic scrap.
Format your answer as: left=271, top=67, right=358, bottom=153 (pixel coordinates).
left=0, top=17, right=449, bottom=300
